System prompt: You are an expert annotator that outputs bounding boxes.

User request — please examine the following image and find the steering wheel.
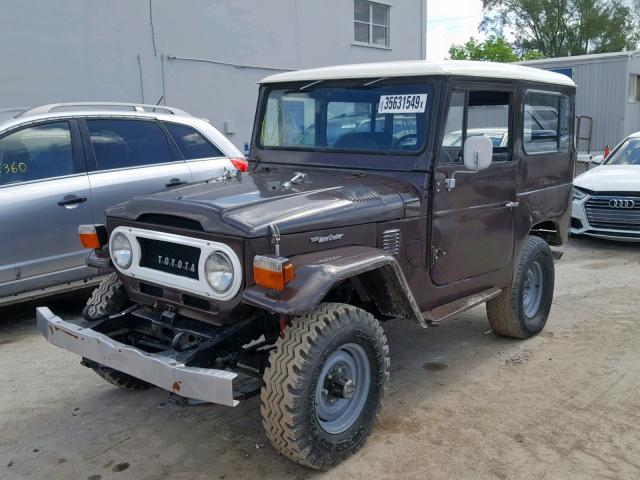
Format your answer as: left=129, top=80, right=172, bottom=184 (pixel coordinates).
left=394, top=134, right=418, bottom=149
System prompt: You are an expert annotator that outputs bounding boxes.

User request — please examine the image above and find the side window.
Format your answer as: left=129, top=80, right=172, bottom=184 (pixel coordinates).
left=86, top=119, right=173, bottom=170
left=468, top=91, right=510, bottom=162
left=523, top=92, right=570, bottom=155
left=163, top=123, right=224, bottom=160
left=440, top=90, right=511, bottom=164
left=0, top=122, right=74, bottom=186
left=440, top=91, right=465, bottom=163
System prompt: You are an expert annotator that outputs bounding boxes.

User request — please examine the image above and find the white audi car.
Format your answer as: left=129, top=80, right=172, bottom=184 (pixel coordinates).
left=571, top=131, right=640, bottom=241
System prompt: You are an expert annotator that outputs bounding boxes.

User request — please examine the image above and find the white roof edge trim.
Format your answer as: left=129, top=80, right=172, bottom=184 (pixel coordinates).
left=259, top=60, right=576, bottom=87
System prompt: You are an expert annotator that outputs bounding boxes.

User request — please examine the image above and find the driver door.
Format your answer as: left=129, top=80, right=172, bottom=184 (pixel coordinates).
left=430, top=86, right=518, bottom=286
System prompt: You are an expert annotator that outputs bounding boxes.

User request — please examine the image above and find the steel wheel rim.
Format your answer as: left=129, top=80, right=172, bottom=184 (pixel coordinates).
left=522, top=260, right=544, bottom=319
left=315, top=343, right=371, bottom=434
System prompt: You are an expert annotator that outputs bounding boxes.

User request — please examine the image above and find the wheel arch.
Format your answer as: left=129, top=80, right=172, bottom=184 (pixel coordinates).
left=242, top=246, right=426, bottom=327
left=529, top=219, right=562, bottom=245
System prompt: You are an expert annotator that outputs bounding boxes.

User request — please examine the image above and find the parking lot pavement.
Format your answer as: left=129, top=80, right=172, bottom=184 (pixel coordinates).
left=1, top=237, right=639, bottom=480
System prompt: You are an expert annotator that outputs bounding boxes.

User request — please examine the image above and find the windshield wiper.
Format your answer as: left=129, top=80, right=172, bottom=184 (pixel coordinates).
left=299, top=80, right=323, bottom=91
left=362, top=77, right=387, bottom=87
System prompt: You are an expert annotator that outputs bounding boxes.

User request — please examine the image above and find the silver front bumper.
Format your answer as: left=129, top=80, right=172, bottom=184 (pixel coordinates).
left=36, top=307, right=239, bottom=406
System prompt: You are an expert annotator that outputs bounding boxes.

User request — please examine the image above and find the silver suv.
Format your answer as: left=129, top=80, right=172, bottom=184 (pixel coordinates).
left=0, top=102, right=244, bottom=305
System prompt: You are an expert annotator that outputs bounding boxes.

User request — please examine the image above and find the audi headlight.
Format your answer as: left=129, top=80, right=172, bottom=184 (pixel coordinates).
left=111, top=232, right=133, bottom=269
left=573, top=187, right=587, bottom=201
left=204, top=252, right=234, bottom=293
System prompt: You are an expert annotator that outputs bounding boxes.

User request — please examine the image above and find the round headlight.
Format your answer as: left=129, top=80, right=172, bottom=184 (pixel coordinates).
left=204, top=252, right=234, bottom=293
left=111, top=232, right=132, bottom=269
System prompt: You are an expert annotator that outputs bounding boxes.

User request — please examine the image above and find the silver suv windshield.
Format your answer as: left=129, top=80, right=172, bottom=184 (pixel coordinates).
left=259, top=82, right=431, bottom=154
left=606, top=137, right=640, bottom=166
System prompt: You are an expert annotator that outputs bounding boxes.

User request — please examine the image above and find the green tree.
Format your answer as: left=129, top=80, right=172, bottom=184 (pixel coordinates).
left=481, top=0, right=639, bottom=58
left=448, top=36, right=544, bottom=62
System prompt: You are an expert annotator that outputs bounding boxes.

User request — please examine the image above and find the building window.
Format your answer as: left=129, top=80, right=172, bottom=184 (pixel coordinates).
left=354, top=0, right=389, bottom=48
left=629, top=74, right=640, bottom=102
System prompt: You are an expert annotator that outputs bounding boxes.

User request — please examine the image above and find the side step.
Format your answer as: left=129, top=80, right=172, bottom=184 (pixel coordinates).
left=423, top=287, right=502, bottom=324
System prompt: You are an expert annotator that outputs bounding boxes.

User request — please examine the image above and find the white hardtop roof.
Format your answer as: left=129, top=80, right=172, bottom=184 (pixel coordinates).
left=260, top=60, right=576, bottom=87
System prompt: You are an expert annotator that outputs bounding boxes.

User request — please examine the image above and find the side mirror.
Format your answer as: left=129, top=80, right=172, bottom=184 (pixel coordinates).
left=463, top=135, right=493, bottom=171
left=590, top=154, right=604, bottom=164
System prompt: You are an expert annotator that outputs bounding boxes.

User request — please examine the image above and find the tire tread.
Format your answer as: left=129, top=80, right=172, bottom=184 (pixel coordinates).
left=260, top=303, right=389, bottom=470
left=487, top=236, right=553, bottom=339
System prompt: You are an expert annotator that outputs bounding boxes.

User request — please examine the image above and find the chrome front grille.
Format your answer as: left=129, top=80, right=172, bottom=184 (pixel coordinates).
left=585, top=194, right=640, bottom=231
left=382, top=229, right=401, bottom=255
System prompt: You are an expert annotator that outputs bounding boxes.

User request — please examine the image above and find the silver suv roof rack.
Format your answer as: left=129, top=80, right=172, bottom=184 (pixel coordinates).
left=0, top=107, right=31, bottom=117
left=20, top=102, right=191, bottom=117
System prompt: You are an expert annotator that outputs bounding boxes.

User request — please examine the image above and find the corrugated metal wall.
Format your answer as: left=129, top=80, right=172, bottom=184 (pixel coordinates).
left=522, top=55, right=638, bottom=153
left=623, top=56, right=640, bottom=141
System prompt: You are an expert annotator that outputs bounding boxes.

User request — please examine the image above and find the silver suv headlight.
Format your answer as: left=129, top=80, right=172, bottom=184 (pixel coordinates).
left=204, top=252, right=234, bottom=293
left=111, top=232, right=133, bottom=269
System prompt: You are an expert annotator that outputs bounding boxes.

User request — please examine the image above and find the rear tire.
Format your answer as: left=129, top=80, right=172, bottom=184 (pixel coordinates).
left=487, top=236, right=555, bottom=339
left=260, top=303, right=389, bottom=470
left=82, top=273, right=150, bottom=391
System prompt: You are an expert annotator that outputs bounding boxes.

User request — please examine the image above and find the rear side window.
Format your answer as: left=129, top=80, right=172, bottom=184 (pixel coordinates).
left=86, top=119, right=173, bottom=170
left=0, top=122, right=74, bottom=186
left=523, top=92, right=571, bottom=155
left=163, top=123, right=224, bottom=159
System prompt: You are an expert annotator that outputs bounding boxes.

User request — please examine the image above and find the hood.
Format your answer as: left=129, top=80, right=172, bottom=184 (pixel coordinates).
left=107, top=169, right=419, bottom=237
left=574, top=164, right=640, bottom=193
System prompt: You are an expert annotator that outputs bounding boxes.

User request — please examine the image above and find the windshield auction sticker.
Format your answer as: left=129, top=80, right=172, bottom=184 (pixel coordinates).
left=378, top=94, right=427, bottom=114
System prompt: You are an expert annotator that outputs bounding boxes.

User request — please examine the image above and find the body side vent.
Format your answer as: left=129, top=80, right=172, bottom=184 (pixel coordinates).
left=382, top=229, right=401, bottom=255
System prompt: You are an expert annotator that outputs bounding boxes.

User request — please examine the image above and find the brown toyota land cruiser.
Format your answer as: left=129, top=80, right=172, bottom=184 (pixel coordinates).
left=38, top=61, right=576, bottom=470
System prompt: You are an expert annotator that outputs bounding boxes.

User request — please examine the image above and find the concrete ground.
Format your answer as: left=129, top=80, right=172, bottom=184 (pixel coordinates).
left=1, top=236, right=639, bottom=480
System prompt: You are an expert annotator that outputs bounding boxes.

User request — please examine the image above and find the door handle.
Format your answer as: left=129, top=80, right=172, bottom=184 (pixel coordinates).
left=505, top=201, right=520, bottom=209
left=165, top=178, right=187, bottom=188
left=58, top=195, right=87, bottom=207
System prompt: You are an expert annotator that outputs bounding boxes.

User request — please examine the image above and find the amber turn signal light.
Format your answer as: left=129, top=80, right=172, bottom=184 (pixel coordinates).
left=253, top=255, right=294, bottom=291
left=78, top=224, right=108, bottom=249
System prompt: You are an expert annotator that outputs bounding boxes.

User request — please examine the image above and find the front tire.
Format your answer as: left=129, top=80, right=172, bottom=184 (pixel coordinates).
left=487, top=236, right=555, bottom=339
left=260, top=303, right=389, bottom=470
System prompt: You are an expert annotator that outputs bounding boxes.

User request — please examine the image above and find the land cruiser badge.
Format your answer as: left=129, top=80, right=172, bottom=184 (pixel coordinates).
left=309, top=233, right=344, bottom=244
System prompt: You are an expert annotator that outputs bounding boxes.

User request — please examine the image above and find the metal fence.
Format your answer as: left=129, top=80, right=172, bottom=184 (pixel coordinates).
left=575, top=150, right=605, bottom=177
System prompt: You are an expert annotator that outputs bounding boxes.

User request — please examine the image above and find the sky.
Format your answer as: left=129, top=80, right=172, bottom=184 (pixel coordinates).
left=426, top=0, right=486, bottom=61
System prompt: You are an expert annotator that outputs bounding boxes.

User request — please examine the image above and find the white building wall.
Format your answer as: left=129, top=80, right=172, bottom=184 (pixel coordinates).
left=0, top=0, right=426, bottom=149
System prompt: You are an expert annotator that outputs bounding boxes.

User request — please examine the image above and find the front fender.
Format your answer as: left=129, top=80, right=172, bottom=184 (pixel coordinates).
left=242, top=245, right=426, bottom=327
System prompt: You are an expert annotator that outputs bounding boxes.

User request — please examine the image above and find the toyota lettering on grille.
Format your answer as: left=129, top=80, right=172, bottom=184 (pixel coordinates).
left=156, top=255, right=197, bottom=273
left=608, top=199, right=636, bottom=209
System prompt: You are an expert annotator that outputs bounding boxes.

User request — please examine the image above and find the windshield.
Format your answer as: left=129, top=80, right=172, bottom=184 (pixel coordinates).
left=259, top=82, right=431, bottom=154
left=606, top=137, right=640, bottom=165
